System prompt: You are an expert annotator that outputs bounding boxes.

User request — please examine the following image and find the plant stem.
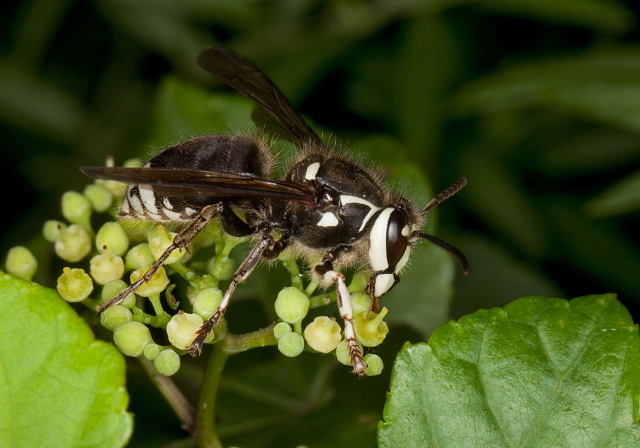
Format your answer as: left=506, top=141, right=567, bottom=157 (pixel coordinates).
left=194, top=324, right=278, bottom=447
left=195, top=343, right=228, bottom=448
left=138, top=357, right=197, bottom=434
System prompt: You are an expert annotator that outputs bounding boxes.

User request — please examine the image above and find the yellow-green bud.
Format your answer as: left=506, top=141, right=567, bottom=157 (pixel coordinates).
left=102, top=279, right=135, bottom=308
left=100, top=305, right=132, bottom=331
left=61, top=191, right=92, bottom=228
left=148, top=226, right=185, bottom=264
left=95, top=222, right=129, bottom=256
left=335, top=340, right=364, bottom=366
left=55, top=224, right=92, bottom=262
left=57, top=267, right=94, bottom=302
left=277, top=332, right=305, bottom=357
left=5, top=246, right=37, bottom=280
left=143, top=343, right=161, bottom=361
left=217, top=257, right=236, bottom=281
left=154, top=349, right=181, bottom=376
left=125, top=243, right=155, bottom=271
left=351, top=292, right=371, bottom=314
left=166, top=312, right=203, bottom=350
left=273, top=322, right=292, bottom=339
left=348, top=271, right=369, bottom=293
left=274, top=287, right=309, bottom=324
left=303, top=316, right=341, bottom=353
left=364, top=353, right=383, bottom=376
left=353, top=307, right=389, bottom=347
left=83, top=183, right=113, bottom=213
left=130, top=266, right=169, bottom=297
left=43, top=220, right=67, bottom=243
left=113, top=321, right=152, bottom=357
left=90, top=250, right=125, bottom=285
left=193, top=288, right=223, bottom=320
left=124, top=158, right=143, bottom=168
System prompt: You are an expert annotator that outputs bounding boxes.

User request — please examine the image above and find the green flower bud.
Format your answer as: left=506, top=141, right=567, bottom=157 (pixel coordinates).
left=130, top=266, right=169, bottom=297
left=364, top=353, right=383, bottom=376
left=193, top=288, right=223, bottom=320
left=303, top=316, right=341, bottom=353
left=113, top=321, right=153, bottom=357
left=101, top=279, right=135, bottom=308
left=166, top=312, right=203, bottom=350
left=61, top=191, right=92, bottom=228
left=57, top=267, right=94, bottom=302
left=125, top=243, right=155, bottom=271
left=95, top=222, right=129, bottom=256
left=143, top=343, right=161, bottom=361
left=90, top=250, right=125, bottom=285
left=348, top=271, right=369, bottom=293
left=96, top=178, right=125, bottom=198
left=277, top=332, right=304, bottom=358
left=274, top=287, right=309, bottom=324
left=154, top=349, right=181, bottom=376
left=148, top=226, right=185, bottom=264
left=351, top=292, right=371, bottom=314
left=100, top=305, right=132, bottom=331
left=43, top=220, right=67, bottom=243
left=123, top=158, right=143, bottom=168
left=273, top=322, right=292, bottom=339
left=5, top=246, right=37, bottom=280
left=217, top=257, right=236, bottom=281
left=335, top=340, right=364, bottom=366
left=83, top=183, right=113, bottom=213
left=353, top=307, right=389, bottom=347
left=55, top=224, right=92, bottom=262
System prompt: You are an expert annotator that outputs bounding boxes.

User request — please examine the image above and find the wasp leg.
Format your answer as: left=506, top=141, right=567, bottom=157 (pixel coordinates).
left=97, top=204, right=222, bottom=314
left=315, top=251, right=366, bottom=376
left=189, top=233, right=275, bottom=356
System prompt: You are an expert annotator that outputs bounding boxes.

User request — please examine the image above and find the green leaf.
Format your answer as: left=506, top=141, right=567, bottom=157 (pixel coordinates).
left=585, top=170, right=640, bottom=217
left=451, top=48, right=640, bottom=132
left=478, top=0, right=633, bottom=34
left=145, top=76, right=255, bottom=151
left=379, top=294, right=640, bottom=448
left=0, top=274, right=132, bottom=448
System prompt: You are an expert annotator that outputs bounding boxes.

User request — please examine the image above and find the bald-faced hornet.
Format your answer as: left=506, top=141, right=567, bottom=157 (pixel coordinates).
left=81, top=47, right=469, bottom=375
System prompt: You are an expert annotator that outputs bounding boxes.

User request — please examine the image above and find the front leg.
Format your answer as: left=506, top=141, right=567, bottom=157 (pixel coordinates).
left=97, top=203, right=221, bottom=313
left=315, top=250, right=366, bottom=376
left=189, top=233, right=275, bottom=356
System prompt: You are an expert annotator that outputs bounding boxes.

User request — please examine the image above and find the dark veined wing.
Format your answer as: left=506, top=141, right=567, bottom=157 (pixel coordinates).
left=197, top=47, right=325, bottom=149
left=81, top=166, right=316, bottom=207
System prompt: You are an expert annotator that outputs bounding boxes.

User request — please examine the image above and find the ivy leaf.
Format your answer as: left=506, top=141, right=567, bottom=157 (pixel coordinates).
left=379, top=294, right=640, bottom=448
left=0, top=274, right=132, bottom=448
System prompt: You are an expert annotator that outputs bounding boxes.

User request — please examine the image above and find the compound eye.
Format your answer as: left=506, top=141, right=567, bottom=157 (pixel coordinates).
left=386, top=210, right=409, bottom=270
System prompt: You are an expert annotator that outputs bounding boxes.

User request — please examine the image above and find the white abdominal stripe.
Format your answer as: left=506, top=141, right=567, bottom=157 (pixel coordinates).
left=121, top=185, right=198, bottom=222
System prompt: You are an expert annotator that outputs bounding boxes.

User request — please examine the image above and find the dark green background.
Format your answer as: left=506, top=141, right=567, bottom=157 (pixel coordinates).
left=2, top=1, right=640, bottom=447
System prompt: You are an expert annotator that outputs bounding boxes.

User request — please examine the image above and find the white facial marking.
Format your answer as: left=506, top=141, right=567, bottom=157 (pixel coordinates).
left=305, top=162, right=321, bottom=180
left=317, top=212, right=339, bottom=227
left=341, top=195, right=381, bottom=232
left=401, top=225, right=411, bottom=237
left=163, top=198, right=174, bottom=210
left=184, top=207, right=197, bottom=217
left=374, top=273, right=395, bottom=297
left=368, top=207, right=394, bottom=271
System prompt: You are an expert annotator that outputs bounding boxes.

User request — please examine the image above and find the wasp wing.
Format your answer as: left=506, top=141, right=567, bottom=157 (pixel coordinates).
left=81, top=166, right=316, bottom=206
left=197, top=47, right=325, bottom=149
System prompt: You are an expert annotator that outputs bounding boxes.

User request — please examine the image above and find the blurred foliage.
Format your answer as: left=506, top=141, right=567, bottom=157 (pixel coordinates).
left=2, top=0, right=640, bottom=446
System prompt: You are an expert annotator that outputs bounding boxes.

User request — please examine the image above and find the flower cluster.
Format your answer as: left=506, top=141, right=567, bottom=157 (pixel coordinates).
left=4, top=165, right=389, bottom=376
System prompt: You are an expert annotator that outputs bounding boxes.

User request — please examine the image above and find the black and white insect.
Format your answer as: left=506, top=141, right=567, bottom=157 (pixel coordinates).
left=81, top=47, right=469, bottom=375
